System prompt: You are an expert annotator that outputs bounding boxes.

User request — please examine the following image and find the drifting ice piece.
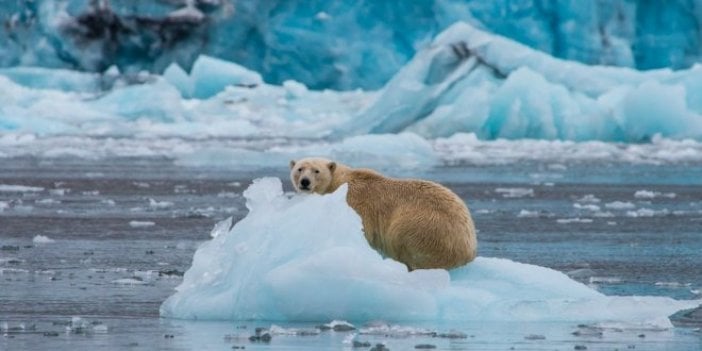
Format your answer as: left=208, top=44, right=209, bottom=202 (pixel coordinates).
left=160, top=178, right=699, bottom=325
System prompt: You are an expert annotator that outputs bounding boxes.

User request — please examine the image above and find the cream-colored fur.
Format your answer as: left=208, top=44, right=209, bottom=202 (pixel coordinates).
left=290, top=157, right=477, bottom=270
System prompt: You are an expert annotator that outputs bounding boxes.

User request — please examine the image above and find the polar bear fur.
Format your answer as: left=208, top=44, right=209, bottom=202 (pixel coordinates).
left=289, top=157, right=477, bottom=271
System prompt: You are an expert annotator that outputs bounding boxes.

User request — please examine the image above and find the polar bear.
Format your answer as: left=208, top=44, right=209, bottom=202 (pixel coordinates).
left=289, top=157, right=477, bottom=271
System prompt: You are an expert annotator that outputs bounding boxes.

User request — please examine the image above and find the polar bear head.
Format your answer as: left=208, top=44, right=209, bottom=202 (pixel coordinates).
left=289, top=157, right=337, bottom=194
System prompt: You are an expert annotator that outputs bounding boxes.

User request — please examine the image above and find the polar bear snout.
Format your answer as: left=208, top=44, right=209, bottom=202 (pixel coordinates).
left=300, top=178, right=311, bottom=189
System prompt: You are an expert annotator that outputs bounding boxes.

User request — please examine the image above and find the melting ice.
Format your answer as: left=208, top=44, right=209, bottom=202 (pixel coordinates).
left=160, top=178, right=699, bottom=326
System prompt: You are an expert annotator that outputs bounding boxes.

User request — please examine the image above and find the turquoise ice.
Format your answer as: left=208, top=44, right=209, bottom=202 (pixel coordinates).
left=160, top=178, right=699, bottom=326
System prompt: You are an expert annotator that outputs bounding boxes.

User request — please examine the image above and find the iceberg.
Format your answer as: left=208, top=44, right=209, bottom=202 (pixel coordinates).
left=2, top=1, right=701, bottom=90
left=160, top=178, right=699, bottom=325
left=344, top=22, right=702, bottom=141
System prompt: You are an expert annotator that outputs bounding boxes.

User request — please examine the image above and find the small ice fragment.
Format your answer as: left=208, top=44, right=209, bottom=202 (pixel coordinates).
left=556, top=218, right=593, bottom=224
left=36, top=198, right=61, bottom=205
left=33, top=235, right=55, bottom=244
left=626, top=208, right=666, bottom=217
left=92, top=324, right=108, bottom=333
left=605, top=201, right=636, bottom=210
left=149, top=198, right=173, bottom=209
left=495, top=187, right=534, bottom=198
left=101, top=199, right=116, bottom=206
left=573, top=203, right=601, bottom=211
left=589, top=277, right=621, bottom=284
left=112, top=278, right=147, bottom=285
left=634, top=190, right=656, bottom=199
left=319, top=320, right=355, bottom=331
left=50, top=188, right=68, bottom=196
left=576, top=195, right=601, bottom=203
left=0, top=184, right=44, bottom=192
left=129, top=221, right=155, bottom=227
left=634, top=190, right=676, bottom=199
left=517, top=210, right=539, bottom=218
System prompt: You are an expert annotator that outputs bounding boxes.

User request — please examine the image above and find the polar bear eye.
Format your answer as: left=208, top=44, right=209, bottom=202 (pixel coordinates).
left=298, top=168, right=302, bottom=172
left=314, top=169, right=320, bottom=174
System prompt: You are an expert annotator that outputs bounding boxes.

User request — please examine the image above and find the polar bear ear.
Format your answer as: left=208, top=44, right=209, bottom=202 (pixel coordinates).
left=328, top=162, right=337, bottom=173
left=289, top=160, right=296, bottom=169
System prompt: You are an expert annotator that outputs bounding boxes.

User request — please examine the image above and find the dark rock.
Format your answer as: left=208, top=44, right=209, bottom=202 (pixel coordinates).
left=248, top=335, right=259, bottom=342
left=415, top=344, right=436, bottom=349
left=352, top=340, right=371, bottom=348
left=158, top=269, right=184, bottom=277
left=369, top=343, right=389, bottom=351
left=254, top=327, right=265, bottom=335
left=637, top=333, right=645, bottom=338
left=437, top=331, right=467, bottom=339
left=232, top=346, right=245, bottom=350
left=316, top=324, right=332, bottom=331
left=260, top=332, right=272, bottom=342
left=1, top=245, right=20, bottom=251
left=524, top=334, right=546, bottom=340
left=43, top=332, right=60, bottom=337
left=574, top=346, right=587, bottom=350
left=164, top=334, right=174, bottom=338
left=333, top=324, right=356, bottom=332
left=145, top=250, right=155, bottom=255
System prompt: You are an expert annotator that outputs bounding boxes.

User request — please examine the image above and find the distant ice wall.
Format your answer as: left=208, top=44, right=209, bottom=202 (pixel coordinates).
left=343, top=22, right=702, bottom=141
left=1, top=0, right=701, bottom=90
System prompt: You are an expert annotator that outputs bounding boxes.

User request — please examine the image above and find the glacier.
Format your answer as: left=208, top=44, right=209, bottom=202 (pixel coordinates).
left=342, top=22, right=702, bottom=141
left=1, top=1, right=701, bottom=90
left=2, top=21, right=702, bottom=143
left=160, top=177, right=700, bottom=325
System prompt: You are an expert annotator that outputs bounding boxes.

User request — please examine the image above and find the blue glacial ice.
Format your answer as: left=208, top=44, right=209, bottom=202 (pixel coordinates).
left=2, top=1, right=701, bottom=90
left=160, top=178, right=699, bottom=326
left=2, top=21, right=702, bottom=146
left=343, top=22, right=702, bottom=141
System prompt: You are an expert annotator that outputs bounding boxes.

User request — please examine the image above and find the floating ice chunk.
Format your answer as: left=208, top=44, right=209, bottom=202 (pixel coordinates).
left=0, top=201, right=8, bottom=211
left=36, top=198, right=60, bottom=205
left=161, top=178, right=699, bottom=326
left=32, top=235, right=55, bottom=244
left=626, top=208, right=669, bottom=218
left=0, top=184, right=44, bottom=192
left=634, top=190, right=676, bottom=199
left=92, top=324, right=109, bottom=333
left=576, top=195, right=601, bottom=203
left=556, top=218, right=593, bottom=224
left=517, top=210, right=539, bottom=218
left=268, top=325, right=320, bottom=336
left=148, top=198, right=174, bottom=209
left=129, top=221, right=156, bottom=228
left=605, top=201, right=636, bottom=210
left=112, top=278, right=147, bottom=285
left=164, top=55, right=263, bottom=99
left=573, top=204, right=601, bottom=211
left=495, top=188, right=534, bottom=198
